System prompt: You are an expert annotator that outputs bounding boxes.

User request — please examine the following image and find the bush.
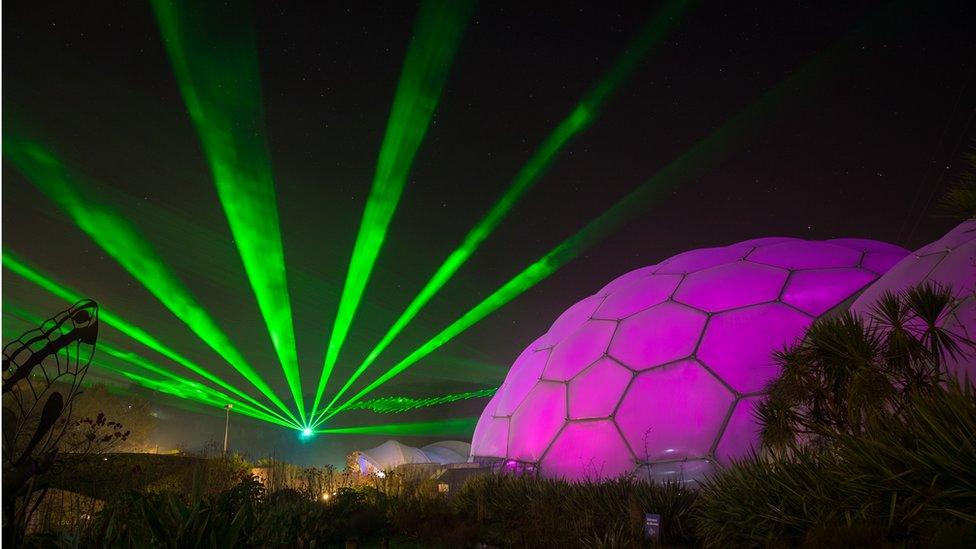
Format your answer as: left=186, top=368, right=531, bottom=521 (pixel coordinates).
left=87, top=467, right=259, bottom=547
left=758, top=283, right=967, bottom=452
left=453, top=474, right=698, bottom=547
left=695, top=380, right=976, bottom=547
left=249, top=486, right=389, bottom=547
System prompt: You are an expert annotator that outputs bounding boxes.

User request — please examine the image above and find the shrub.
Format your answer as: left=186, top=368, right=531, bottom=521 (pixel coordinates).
left=695, top=380, right=976, bottom=547
left=249, top=486, right=389, bottom=547
left=453, top=474, right=698, bottom=547
left=758, top=283, right=968, bottom=452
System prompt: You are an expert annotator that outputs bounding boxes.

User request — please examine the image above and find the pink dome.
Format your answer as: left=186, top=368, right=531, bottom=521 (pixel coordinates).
left=471, top=237, right=909, bottom=483
left=851, top=220, right=976, bottom=384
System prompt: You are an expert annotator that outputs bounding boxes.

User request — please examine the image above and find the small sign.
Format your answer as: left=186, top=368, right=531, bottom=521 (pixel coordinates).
left=437, top=482, right=450, bottom=493
left=644, top=513, right=661, bottom=541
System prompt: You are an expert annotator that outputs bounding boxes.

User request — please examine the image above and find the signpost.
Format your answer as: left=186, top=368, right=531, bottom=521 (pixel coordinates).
left=644, top=513, right=661, bottom=542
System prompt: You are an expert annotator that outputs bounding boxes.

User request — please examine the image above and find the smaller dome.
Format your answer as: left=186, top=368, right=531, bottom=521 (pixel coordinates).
left=851, top=220, right=976, bottom=384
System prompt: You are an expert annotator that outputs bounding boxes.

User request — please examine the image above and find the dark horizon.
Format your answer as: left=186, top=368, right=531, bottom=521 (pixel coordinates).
left=3, top=0, right=974, bottom=465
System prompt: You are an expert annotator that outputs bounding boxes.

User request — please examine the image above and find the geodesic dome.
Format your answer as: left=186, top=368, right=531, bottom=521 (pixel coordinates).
left=851, top=220, right=976, bottom=384
left=470, top=237, right=909, bottom=483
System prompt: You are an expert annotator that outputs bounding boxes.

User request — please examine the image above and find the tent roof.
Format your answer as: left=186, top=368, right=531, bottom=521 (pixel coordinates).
left=357, top=439, right=470, bottom=471
left=421, top=441, right=471, bottom=464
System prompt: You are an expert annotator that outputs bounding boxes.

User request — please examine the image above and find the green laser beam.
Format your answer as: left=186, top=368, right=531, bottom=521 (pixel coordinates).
left=2, top=139, right=298, bottom=424
left=108, top=366, right=292, bottom=427
left=151, top=0, right=305, bottom=424
left=2, top=251, right=298, bottom=428
left=316, top=10, right=850, bottom=426
left=2, top=306, right=295, bottom=427
left=315, top=417, right=478, bottom=438
left=311, top=0, right=477, bottom=420
left=345, top=387, right=497, bottom=414
left=321, top=0, right=692, bottom=416
left=99, top=345, right=297, bottom=428
left=408, top=355, right=507, bottom=383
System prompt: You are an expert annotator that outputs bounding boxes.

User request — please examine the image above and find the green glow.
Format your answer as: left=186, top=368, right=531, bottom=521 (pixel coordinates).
left=2, top=305, right=295, bottom=428
left=151, top=0, right=305, bottom=423
left=109, top=367, right=291, bottom=427
left=318, top=258, right=558, bottom=424
left=316, top=417, right=478, bottom=438
left=2, top=251, right=297, bottom=428
left=345, top=387, right=497, bottom=414
left=412, top=355, right=508, bottom=383
left=321, top=0, right=691, bottom=415
left=99, top=345, right=296, bottom=428
left=2, top=140, right=297, bottom=424
left=311, top=0, right=477, bottom=419
left=318, top=29, right=819, bottom=426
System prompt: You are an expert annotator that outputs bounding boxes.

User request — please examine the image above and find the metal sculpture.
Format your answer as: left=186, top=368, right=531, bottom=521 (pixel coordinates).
left=2, top=299, right=98, bottom=546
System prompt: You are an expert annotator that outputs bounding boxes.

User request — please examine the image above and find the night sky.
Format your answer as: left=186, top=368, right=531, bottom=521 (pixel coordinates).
left=3, top=1, right=975, bottom=465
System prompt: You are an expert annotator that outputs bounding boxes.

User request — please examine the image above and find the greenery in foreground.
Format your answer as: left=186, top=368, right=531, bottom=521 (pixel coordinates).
left=22, top=378, right=976, bottom=548
left=697, top=379, right=976, bottom=547
left=694, top=284, right=975, bottom=547
left=23, top=382, right=976, bottom=547
left=28, top=469, right=701, bottom=548
left=11, top=284, right=976, bottom=547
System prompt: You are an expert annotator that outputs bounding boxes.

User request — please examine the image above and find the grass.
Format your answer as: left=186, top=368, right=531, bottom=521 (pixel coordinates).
left=18, top=376, right=976, bottom=547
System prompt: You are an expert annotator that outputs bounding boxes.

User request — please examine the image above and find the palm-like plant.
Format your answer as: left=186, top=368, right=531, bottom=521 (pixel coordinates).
left=758, top=283, right=971, bottom=452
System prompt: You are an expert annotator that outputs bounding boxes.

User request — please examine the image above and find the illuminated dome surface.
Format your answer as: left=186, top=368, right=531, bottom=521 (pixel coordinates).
left=851, top=220, right=976, bottom=384
left=471, top=237, right=909, bottom=482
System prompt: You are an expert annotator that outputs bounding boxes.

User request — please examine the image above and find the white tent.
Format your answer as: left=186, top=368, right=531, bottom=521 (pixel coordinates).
left=356, top=439, right=471, bottom=474
left=421, top=441, right=470, bottom=464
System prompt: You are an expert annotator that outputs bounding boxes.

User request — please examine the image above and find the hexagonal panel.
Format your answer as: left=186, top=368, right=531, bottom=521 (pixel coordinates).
left=593, top=274, right=682, bottom=320
left=673, top=262, right=787, bottom=312
left=534, top=294, right=603, bottom=349
left=782, top=268, right=878, bottom=316
left=543, top=320, right=616, bottom=381
left=748, top=241, right=860, bottom=270
left=615, top=360, right=734, bottom=462
left=482, top=390, right=501, bottom=417
left=928, top=238, right=976, bottom=298
left=609, top=302, right=706, bottom=370
left=597, top=266, right=656, bottom=296
left=655, top=246, right=752, bottom=274
left=698, top=303, right=811, bottom=393
left=915, top=219, right=976, bottom=255
left=541, top=420, right=634, bottom=480
left=470, top=415, right=509, bottom=458
left=495, top=347, right=550, bottom=416
left=852, top=251, right=947, bottom=314
left=568, top=358, right=632, bottom=419
left=828, top=238, right=908, bottom=255
left=508, top=382, right=566, bottom=463
left=862, top=251, right=910, bottom=275
left=714, top=395, right=763, bottom=465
